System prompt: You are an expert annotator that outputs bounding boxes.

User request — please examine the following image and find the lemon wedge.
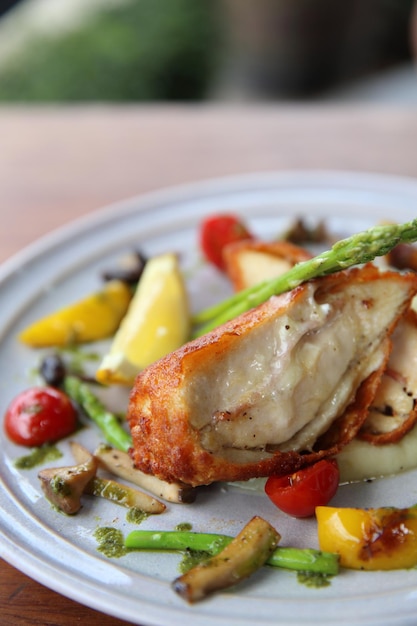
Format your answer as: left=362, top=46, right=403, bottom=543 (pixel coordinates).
left=96, top=253, right=189, bottom=385
left=19, top=280, right=132, bottom=347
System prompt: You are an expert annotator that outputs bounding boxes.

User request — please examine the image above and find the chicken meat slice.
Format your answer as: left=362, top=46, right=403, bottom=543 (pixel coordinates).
left=225, top=239, right=417, bottom=449
left=128, top=264, right=417, bottom=487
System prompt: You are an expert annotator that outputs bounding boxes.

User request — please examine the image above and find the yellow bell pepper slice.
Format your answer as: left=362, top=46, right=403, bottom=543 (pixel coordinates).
left=19, top=280, right=132, bottom=347
left=316, top=504, right=417, bottom=570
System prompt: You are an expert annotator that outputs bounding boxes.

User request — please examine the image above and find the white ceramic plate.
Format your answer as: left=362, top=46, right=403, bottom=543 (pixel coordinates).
left=2, top=170, right=417, bottom=626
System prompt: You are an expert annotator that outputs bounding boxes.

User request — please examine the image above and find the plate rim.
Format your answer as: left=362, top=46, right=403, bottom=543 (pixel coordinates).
left=2, top=168, right=417, bottom=282
left=2, top=169, right=417, bottom=626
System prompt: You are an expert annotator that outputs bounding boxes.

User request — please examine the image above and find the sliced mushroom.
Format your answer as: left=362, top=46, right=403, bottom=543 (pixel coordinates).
left=72, top=442, right=166, bottom=513
left=94, top=444, right=197, bottom=504
left=85, top=476, right=166, bottom=514
left=38, top=444, right=98, bottom=514
left=172, top=516, right=280, bottom=603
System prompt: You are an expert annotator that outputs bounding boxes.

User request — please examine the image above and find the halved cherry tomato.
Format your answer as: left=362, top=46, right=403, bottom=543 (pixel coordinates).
left=4, top=386, right=77, bottom=447
left=265, top=459, right=340, bottom=518
left=200, top=214, right=253, bottom=271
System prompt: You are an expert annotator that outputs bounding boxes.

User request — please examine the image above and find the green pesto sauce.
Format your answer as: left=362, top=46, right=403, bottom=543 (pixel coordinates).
left=94, top=527, right=127, bottom=558
left=297, top=571, right=332, bottom=588
left=51, top=475, right=72, bottom=497
left=178, top=549, right=210, bottom=574
left=91, top=477, right=128, bottom=503
left=14, top=444, right=62, bottom=470
left=175, top=522, right=192, bottom=532
left=126, top=507, right=149, bottom=525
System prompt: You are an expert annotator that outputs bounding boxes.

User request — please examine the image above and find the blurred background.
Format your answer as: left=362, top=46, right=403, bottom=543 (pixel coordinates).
left=0, top=0, right=415, bottom=103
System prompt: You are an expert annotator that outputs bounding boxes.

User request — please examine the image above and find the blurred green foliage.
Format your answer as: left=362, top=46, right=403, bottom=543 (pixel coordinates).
left=0, top=0, right=221, bottom=101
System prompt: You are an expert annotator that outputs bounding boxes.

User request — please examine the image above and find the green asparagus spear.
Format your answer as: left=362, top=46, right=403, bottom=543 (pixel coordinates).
left=192, top=218, right=417, bottom=337
left=124, top=529, right=340, bottom=575
left=267, top=546, right=339, bottom=574
left=63, top=375, right=132, bottom=452
left=125, top=529, right=231, bottom=554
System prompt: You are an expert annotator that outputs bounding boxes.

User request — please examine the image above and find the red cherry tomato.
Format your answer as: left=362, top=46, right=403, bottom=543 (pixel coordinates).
left=200, top=214, right=253, bottom=271
left=4, top=386, right=77, bottom=447
left=265, top=459, right=340, bottom=518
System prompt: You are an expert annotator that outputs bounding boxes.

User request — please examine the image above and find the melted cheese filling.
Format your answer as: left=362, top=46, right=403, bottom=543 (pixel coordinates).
left=197, top=277, right=401, bottom=459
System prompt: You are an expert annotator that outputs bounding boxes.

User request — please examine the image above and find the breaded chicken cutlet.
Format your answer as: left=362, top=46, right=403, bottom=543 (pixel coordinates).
left=127, top=264, right=417, bottom=487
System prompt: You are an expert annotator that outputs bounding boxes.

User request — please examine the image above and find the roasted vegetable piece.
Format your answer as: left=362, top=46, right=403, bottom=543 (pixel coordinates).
left=4, top=386, right=77, bottom=447
left=316, top=504, right=417, bottom=570
left=223, top=239, right=312, bottom=292
left=265, top=459, right=340, bottom=518
left=40, top=354, right=67, bottom=387
left=192, top=217, right=417, bottom=335
left=94, top=445, right=196, bottom=504
left=63, top=376, right=132, bottom=452
left=126, top=529, right=232, bottom=554
left=267, top=545, right=339, bottom=574
left=125, top=529, right=339, bottom=575
left=68, top=442, right=165, bottom=514
left=86, top=477, right=165, bottom=514
left=200, top=214, right=253, bottom=271
left=101, top=250, right=147, bottom=284
left=387, top=242, right=417, bottom=272
left=38, top=445, right=98, bottom=514
left=172, top=516, right=280, bottom=603
left=19, top=280, right=132, bottom=347
left=282, top=217, right=331, bottom=245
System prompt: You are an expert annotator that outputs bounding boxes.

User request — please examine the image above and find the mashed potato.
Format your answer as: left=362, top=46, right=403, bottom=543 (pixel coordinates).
left=337, top=424, right=417, bottom=483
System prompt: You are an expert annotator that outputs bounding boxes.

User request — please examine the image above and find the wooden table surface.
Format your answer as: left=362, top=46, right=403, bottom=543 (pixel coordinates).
left=0, top=104, right=417, bottom=626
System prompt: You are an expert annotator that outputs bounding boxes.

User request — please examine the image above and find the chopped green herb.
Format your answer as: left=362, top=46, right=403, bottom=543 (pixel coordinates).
left=51, top=475, right=72, bottom=497
left=126, top=507, right=149, bottom=525
left=94, top=527, right=127, bottom=558
left=175, top=522, right=193, bottom=532
left=179, top=549, right=211, bottom=574
left=297, top=571, right=332, bottom=588
left=15, top=444, right=62, bottom=469
left=90, top=477, right=129, bottom=504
